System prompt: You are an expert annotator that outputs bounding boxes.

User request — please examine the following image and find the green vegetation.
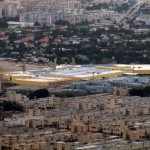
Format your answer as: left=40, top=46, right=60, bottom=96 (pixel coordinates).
left=129, top=86, right=150, bottom=97
left=0, top=101, right=24, bottom=112
left=0, top=18, right=8, bottom=28
left=46, top=26, right=150, bottom=64
left=34, top=22, right=41, bottom=26
left=28, top=89, right=49, bottom=99
left=86, top=3, right=110, bottom=10
left=55, top=20, right=70, bottom=26
left=0, top=16, right=150, bottom=64
left=0, top=40, right=6, bottom=48
left=49, top=91, right=88, bottom=98
left=86, top=3, right=133, bottom=13
left=114, top=3, right=131, bottom=13
left=28, top=89, right=88, bottom=99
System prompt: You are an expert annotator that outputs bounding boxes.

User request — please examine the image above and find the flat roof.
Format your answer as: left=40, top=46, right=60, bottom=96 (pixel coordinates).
left=7, top=21, right=34, bottom=25
left=4, top=65, right=123, bottom=79
left=16, top=78, right=56, bottom=83
left=6, top=85, right=42, bottom=91
left=115, top=64, right=150, bottom=70
left=4, top=64, right=150, bottom=86
left=76, top=145, right=97, bottom=149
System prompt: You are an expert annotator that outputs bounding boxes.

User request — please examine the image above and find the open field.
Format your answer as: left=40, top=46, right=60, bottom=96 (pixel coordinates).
left=0, top=61, right=46, bottom=73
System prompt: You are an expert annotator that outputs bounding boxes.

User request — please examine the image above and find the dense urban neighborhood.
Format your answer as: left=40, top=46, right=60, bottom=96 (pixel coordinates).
left=0, top=22, right=150, bottom=64
left=0, top=0, right=149, bottom=64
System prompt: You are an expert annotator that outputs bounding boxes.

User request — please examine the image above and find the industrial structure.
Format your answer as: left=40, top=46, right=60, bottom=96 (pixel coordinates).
left=72, top=76, right=150, bottom=94
left=3, top=64, right=150, bottom=87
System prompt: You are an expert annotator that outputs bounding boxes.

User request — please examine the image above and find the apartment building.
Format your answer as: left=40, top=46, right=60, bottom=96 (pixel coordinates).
left=60, top=0, right=82, bottom=10
left=0, top=134, right=47, bottom=150
left=138, top=14, right=150, bottom=25
left=34, top=95, right=61, bottom=109
left=2, top=0, right=21, bottom=18
left=7, top=91, right=29, bottom=102
left=0, top=93, right=150, bottom=150
left=0, top=3, right=3, bottom=18
left=63, top=9, right=85, bottom=24
left=19, top=10, right=52, bottom=26
left=19, top=0, right=82, bottom=25
left=18, top=0, right=121, bottom=24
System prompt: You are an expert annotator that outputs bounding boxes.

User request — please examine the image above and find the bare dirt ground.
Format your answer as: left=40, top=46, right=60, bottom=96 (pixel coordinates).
left=0, top=61, right=47, bottom=73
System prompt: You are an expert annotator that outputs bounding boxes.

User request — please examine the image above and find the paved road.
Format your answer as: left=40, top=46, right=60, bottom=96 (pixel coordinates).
left=116, top=0, right=146, bottom=24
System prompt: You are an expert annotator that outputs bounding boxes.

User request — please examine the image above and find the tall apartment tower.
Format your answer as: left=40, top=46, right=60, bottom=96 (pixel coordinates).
left=0, top=3, right=3, bottom=18
left=0, top=82, right=1, bottom=91
left=3, top=0, right=20, bottom=17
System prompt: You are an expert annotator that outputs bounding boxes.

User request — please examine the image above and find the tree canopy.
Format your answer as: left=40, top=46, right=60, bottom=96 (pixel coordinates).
left=0, top=101, right=24, bottom=112
left=28, top=89, right=49, bottom=99
left=0, top=19, right=8, bottom=28
left=129, top=86, right=150, bottom=97
left=55, top=20, right=70, bottom=26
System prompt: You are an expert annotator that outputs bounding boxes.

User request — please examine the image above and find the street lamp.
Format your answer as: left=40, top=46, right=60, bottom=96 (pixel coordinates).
left=132, top=66, right=135, bottom=76
left=132, top=66, right=142, bottom=76
left=88, top=72, right=101, bottom=80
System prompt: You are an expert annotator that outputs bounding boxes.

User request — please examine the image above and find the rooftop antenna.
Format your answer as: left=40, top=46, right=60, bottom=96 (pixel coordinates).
left=53, top=57, right=57, bottom=70
left=22, top=62, right=26, bottom=72
left=71, top=57, right=76, bottom=65
left=49, top=61, right=53, bottom=68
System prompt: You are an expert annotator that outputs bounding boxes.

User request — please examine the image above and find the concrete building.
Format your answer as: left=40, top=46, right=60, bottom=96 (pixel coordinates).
left=19, top=0, right=82, bottom=25
left=0, top=92, right=150, bottom=149
left=2, top=0, right=21, bottom=17
left=138, top=14, right=150, bottom=25
left=72, top=80, right=114, bottom=93
left=0, top=3, right=3, bottom=18
left=18, top=0, right=122, bottom=24
left=19, top=9, right=52, bottom=26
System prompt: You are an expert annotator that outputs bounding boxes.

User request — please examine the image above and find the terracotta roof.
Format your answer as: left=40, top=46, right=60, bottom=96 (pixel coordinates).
left=39, top=36, right=49, bottom=43
left=0, top=31, right=5, bottom=37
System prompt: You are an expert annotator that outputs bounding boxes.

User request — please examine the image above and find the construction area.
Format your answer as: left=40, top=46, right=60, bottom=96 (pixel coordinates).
left=2, top=61, right=150, bottom=87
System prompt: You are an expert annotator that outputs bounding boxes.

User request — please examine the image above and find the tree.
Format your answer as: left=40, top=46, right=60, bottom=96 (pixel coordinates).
left=55, top=20, right=70, bottom=26
left=28, top=89, right=49, bottom=99
left=9, top=32, right=17, bottom=43
left=34, top=22, right=41, bottom=26
left=34, top=31, right=43, bottom=41
left=1, top=101, right=24, bottom=112
left=129, top=86, right=150, bottom=97
left=19, top=42, right=27, bottom=52
left=0, top=40, right=6, bottom=48
left=0, top=19, right=8, bottom=28
left=0, top=106, right=4, bottom=121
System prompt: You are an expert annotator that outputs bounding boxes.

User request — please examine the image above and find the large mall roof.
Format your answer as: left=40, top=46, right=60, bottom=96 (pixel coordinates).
left=3, top=64, right=150, bottom=87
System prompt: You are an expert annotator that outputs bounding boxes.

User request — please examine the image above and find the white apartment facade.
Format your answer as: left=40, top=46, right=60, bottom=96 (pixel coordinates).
left=0, top=3, right=3, bottom=18
left=3, top=0, right=21, bottom=17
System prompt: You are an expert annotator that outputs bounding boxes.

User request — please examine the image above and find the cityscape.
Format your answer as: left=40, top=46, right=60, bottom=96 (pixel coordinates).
left=0, top=0, right=150, bottom=150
